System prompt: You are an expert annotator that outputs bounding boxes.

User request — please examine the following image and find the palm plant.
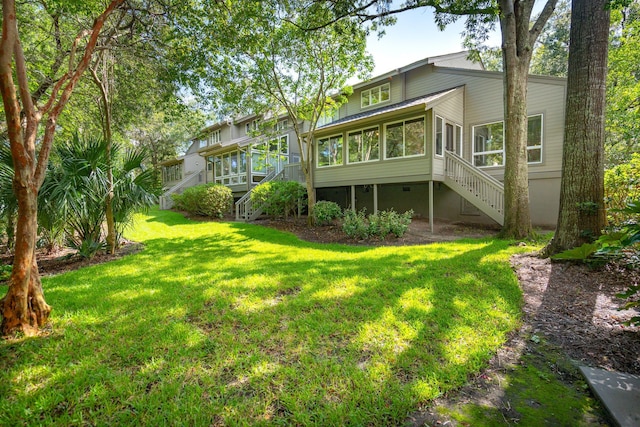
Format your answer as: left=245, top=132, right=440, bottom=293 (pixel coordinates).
left=0, top=141, right=17, bottom=251
left=40, top=134, right=157, bottom=258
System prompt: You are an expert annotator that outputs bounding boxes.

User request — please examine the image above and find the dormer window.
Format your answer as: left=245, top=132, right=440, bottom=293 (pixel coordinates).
left=275, top=119, right=289, bottom=132
left=245, top=119, right=261, bottom=134
left=208, top=130, right=221, bottom=146
left=361, top=83, right=390, bottom=108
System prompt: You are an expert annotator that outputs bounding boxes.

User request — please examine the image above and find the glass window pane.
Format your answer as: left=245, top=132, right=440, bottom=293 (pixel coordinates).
left=435, top=116, right=443, bottom=156
left=406, top=118, right=425, bottom=156
left=474, top=153, right=504, bottom=167
left=214, top=157, right=221, bottom=177
left=385, top=122, right=403, bottom=158
left=252, top=152, right=265, bottom=173
left=280, top=136, right=288, bottom=154
left=348, top=132, right=362, bottom=163
left=230, top=152, right=238, bottom=174
left=239, top=151, right=246, bottom=173
left=223, top=154, right=230, bottom=176
left=527, top=115, right=542, bottom=148
left=527, top=148, right=542, bottom=163
left=331, top=136, right=343, bottom=165
left=371, top=89, right=379, bottom=105
left=363, top=127, right=379, bottom=161
left=361, top=90, right=370, bottom=107
left=318, top=138, right=331, bottom=167
left=380, top=85, right=390, bottom=102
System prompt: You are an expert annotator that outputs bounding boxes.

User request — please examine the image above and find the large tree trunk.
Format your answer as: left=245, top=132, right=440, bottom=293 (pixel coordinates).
left=0, top=0, right=125, bottom=336
left=543, top=0, right=609, bottom=255
left=0, top=181, right=51, bottom=336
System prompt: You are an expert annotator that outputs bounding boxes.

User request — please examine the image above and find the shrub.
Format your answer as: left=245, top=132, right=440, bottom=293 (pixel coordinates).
left=172, top=184, right=232, bottom=218
left=250, top=181, right=307, bottom=219
left=605, top=153, right=640, bottom=225
left=342, top=209, right=370, bottom=240
left=0, top=264, right=11, bottom=282
left=312, top=201, right=342, bottom=225
left=342, top=208, right=413, bottom=240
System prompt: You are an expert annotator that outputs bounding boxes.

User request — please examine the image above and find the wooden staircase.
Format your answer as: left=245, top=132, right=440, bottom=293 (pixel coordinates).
left=444, top=151, right=504, bottom=225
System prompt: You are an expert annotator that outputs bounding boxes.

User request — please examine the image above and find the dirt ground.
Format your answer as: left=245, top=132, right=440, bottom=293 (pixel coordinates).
left=2, top=215, right=639, bottom=425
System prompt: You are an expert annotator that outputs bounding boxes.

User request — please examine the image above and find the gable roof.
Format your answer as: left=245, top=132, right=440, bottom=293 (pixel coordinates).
left=317, top=86, right=463, bottom=132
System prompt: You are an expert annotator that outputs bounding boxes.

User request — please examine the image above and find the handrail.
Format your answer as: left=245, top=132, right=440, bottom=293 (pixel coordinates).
left=159, top=172, right=201, bottom=209
left=234, top=163, right=305, bottom=221
left=444, top=151, right=504, bottom=224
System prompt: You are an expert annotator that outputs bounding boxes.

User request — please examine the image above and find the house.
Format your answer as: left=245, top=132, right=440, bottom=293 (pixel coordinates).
left=161, top=51, right=565, bottom=228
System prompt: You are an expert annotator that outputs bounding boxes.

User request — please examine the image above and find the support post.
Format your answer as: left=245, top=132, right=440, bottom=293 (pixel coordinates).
left=373, top=184, right=378, bottom=213
left=429, top=181, right=434, bottom=233
left=351, top=185, right=356, bottom=211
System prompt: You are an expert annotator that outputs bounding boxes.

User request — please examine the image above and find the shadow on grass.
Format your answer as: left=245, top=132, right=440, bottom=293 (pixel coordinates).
left=1, top=209, right=528, bottom=425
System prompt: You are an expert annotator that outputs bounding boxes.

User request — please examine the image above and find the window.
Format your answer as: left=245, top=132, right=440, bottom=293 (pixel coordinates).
left=455, top=124, right=463, bottom=156
left=435, top=116, right=444, bottom=156
left=212, top=150, right=247, bottom=185
left=163, top=164, right=182, bottom=182
left=361, top=83, right=390, bottom=108
left=198, top=138, right=207, bottom=149
left=208, top=130, right=221, bottom=146
left=275, top=119, right=289, bottom=132
left=527, top=115, right=542, bottom=163
left=472, top=114, right=543, bottom=167
left=251, top=136, right=289, bottom=174
left=384, top=117, right=425, bottom=159
left=245, top=119, right=261, bottom=134
left=318, top=109, right=338, bottom=127
left=317, top=134, right=343, bottom=167
left=347, top=127, right=379, bottom=164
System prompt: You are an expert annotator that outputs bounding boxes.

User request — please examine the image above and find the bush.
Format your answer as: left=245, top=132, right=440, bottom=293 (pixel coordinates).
left=342, top=208, right=413, bottom=240
left=312, top=201, right=342, bottom=225
left=250, top=181, right=307, bottom=219
left=342, top=209, right=370, bottom=240
left=172, top=183, right=232, bottom=218
left=605, top=153, right=640, bottom=225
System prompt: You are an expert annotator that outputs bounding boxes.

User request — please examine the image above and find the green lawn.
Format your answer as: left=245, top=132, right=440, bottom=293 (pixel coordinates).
left=1, top=208, right=534, bottom=425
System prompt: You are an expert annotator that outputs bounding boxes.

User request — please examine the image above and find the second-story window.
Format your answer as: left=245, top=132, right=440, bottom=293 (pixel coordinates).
left=245, top=119, right=261, bottom=134
left=208, top=130, right=221, bottom=146
left=361, top=83, right=390, bottom=108
left=275, top=119, right=289, bottom=132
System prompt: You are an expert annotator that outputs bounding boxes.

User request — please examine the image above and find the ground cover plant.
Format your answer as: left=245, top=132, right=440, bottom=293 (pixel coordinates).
left=1, top=209, right=555, bottom=425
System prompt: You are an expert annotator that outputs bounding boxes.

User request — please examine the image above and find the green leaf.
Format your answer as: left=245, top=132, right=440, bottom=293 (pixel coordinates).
left=551, top=243, right=599, bottom=260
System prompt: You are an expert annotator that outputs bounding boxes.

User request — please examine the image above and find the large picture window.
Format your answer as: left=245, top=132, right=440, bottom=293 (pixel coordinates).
left=252, top=135, right=289, bottom=174
left=361, top=83, right=390, bottom=108
left=384, top=117, right=425, bottom=159
left=317, top=135, right=343, bottom=167
left=213, top=150, right=247, bottom=185
left=472, top=114, right=543, bottom=167
left=347, top=127, right=379, bottom=164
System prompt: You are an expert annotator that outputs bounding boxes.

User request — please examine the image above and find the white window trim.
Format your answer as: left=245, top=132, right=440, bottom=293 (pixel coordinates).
left=434, top=115, right=444, bottom=158
left=346, top=126, right=381, bottom=165
left=361, top=83, right=391, bottom=109
left=471, top=114, right=544, bottom=168
left=455, top=124, right=463, bottom=156
left=382, top=116, right=426, bottom=161
left=316, top=133, right=344, bottom=168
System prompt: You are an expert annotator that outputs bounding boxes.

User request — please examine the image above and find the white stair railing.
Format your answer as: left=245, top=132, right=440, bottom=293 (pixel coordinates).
left=444, top=151, right=504, bottom=225
left=235, top=163, right=304, bottom=221
left=159, top=172, right=202, bottom=210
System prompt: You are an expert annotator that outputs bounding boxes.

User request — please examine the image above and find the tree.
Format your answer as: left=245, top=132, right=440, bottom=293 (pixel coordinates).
left=530, top=0, right=570, bottom=77
left=175, top=0, right=372, bottom=217
left=606, top=1, right=640, bottom=166
left=314, top=0, right=559, bottom=238
left=543, top=0, right=611, bottom=255
left=0, top=0, right=125, bottom=336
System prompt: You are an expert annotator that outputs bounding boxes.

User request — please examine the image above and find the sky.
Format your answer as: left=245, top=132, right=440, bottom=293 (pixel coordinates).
left=364, top=7, right=503, bottom=76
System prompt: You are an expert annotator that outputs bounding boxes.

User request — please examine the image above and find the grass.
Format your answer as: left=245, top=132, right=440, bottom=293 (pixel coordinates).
left=0, top=208, right=566, bottom=425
